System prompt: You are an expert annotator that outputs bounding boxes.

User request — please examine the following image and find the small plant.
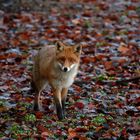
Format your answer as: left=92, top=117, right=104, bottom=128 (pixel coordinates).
left=92, top=114, right=106, bottom=126
left=0, top=100, right=5, bottom=106
left=96, top=75, right=107, bottom=81
left=25, top=114, right=36, bottom=122
left=10, top=123, right=20, bottom=132
left=108, top=76, right=115, bottom=80
left=136, top=6, right=140, bottom=12
left=18, top=102, right=32, bottom=109
left=95, top=42, right=106, bottom=47
left=137, top=118, right=140, bottom=125
left=0, top=132, right=4, bottom=138
left=10, top=123, right=32, bottom=139
left=10, top=123, right=24, bottom=135
left=84, top=20, right=92, bottom=28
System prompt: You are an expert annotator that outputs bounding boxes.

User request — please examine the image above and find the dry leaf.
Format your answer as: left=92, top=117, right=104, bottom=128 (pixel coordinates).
left=118, top=43, right=130, bottom=54
left=68, top=128, right=78, bottom=139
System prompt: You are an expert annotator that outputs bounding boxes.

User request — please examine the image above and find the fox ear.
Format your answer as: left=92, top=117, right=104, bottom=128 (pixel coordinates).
left=74, top=44, right=82, bottom=54
left=56, top=41, right=65, bottom=52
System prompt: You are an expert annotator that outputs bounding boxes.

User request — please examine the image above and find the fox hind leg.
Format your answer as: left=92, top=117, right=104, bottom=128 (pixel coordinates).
left=31, top=81, right=40, bottom=111
left=34, top=90, right=44, bottom=111
left=33, top=79, right=47, bottom=111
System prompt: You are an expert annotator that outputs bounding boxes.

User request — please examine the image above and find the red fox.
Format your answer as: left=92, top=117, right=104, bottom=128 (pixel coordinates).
left=32, top=41, right=82, bottom=120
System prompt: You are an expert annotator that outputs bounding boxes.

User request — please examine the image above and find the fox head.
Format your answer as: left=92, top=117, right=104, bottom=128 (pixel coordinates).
left=55, top=41, right=82, bottom=72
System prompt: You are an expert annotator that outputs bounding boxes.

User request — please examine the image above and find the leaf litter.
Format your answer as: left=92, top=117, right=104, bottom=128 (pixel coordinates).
left=0, top=0, right=140, bottom=139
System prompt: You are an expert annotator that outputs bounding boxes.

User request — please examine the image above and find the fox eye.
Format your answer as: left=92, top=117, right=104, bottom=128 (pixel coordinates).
left=69, top=58, right=76, bottom=63
left=58, top=57, right=65, bottom=62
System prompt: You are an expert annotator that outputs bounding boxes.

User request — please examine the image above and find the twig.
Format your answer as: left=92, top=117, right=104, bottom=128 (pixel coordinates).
left=116, top=76, right=140, bottom=84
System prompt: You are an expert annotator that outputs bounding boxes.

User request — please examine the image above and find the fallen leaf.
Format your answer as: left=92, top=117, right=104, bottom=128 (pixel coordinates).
left=82, top=56, right=96, bottom=63
left=75, top=102, right=85, bottom=109
left=75, top=127, right=88, bottom=132
left=41, top=130, right=52, bottom=137
left=96, top=126, right=104, bottom=132
left=68, top=128, right=78, bottom=139
left=37, top=125, right=48, bottom=133
left=72, top=19, right=81, bottom=25
left=35, top=111, right=44, bottom=119
left=118, top=43, right=130, bottom=54
left=104, top=61, right=113, bottom=70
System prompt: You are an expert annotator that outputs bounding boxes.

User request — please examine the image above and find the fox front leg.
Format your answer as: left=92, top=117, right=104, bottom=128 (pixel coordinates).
left=53, top=89, right=64, bottom=120
left=61, top=88, right=68, bottom=116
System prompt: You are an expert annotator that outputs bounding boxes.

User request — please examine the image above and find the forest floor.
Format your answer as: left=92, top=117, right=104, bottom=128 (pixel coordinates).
left=0, top=0, right=140, bottom=139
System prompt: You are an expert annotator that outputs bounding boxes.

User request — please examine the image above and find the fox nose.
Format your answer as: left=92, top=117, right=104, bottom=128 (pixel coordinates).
left=63, top=67, right=68, bottom=72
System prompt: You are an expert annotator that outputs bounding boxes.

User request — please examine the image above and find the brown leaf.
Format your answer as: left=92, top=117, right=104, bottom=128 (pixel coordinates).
left=95, top=54, right=107, bottom=60
left=10, top=93, right=22, bottom=100
left=73, top=84, right=82, bottom=92
left=37, top=124, right=48, bottom=133
left=72, top=19, right=81, bottom=25
left=82, top=11, right=92, bottom=17
left=20, top=13, right=32, bottom=23
left=79, top=136, right=88, bottom=140
left=104, top=61, right=113, bottom=70
left=35, top=111, right=44, bottom=119
left=68, top=128, right=87, bottom=140
left=68, top=128, right=78, bottom=139
left=19, top=32, right=30, bottom=40
left=75, top=102, right=84, bottom=109
left=75, top=127, right=88, bottom=132
left=82, top=56, right=96, bottom=63
left=98, top=2, right=109, bottom=10
left=11, top=39, right=20, bottom=46
left=96, top=126, right=104, bottom=132
left=8, top=53, right=18, bottom=58
left=41, top=130, right=52, bottom=138
left=0, top=106, right=8, bottom=112
left=126, top=5, right=136, bottom=10
left=88, top=103, right=95, bottom=110
left=0, top=54, right=6, bottom=60
left=118, top=43, right=130, bottom=54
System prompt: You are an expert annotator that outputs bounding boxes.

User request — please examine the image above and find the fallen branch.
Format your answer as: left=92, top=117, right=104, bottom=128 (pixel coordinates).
left=74, top=76, right=140, bottom=87
left=116, top=76, right=140, bottom=84
left=100, top=76, right=140, bottom=86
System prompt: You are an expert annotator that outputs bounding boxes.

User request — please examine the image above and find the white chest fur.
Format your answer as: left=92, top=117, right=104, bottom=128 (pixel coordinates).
left=63, top=71, right=76, bottom=87
left=51, top=64, right=78, bottom=88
